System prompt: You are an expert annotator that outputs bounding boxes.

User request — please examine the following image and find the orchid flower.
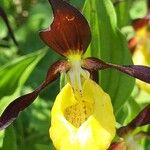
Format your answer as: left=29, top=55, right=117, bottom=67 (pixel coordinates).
left=108, top=104, right=150, bottom=150
left=1, top=0, right=150, bottom=150
left=128, top=0, right=150, bottom=92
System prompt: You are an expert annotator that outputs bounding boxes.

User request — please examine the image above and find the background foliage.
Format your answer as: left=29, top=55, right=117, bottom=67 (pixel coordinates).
left=0, top=0, right=150, bottom=149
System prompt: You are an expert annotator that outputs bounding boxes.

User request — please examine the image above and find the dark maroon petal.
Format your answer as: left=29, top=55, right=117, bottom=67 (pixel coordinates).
left=81, top=57, right=110, bottom=71
left=82, top=57, right=150, bottom=83
left=89, top=70, right=99, bottom=83
left=0, top=60, right=70, bottom=130
left=132, top=18, right=149, bottom=31
left=45, top=59, right=71, bottom=85
left=117, top=104, right=150, bottom=137
left=108, top=142, right=126, bottom=150
left=0, top=91, right=38, bottom=130
left=0, top=7, right=18, bottom=46
left=127, top=104, right=150, bottom=128
left=39, top=0, right=91, bottom=57
left=117, top=126, right=133, bottom=137
left=112, top=65, right=150, bottom=83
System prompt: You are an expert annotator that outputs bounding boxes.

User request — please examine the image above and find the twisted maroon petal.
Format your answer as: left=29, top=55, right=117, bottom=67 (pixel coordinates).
left=82, top=57, right=150, bottom=83
left=117, top=104, right=150, bottom=137
left=39, top=0, right=91, bottom=57
left=0, top=60, right=70, bottom=130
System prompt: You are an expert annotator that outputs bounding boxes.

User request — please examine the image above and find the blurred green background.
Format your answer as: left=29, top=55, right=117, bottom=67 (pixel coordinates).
left=0, top=0, right=150, bottom=150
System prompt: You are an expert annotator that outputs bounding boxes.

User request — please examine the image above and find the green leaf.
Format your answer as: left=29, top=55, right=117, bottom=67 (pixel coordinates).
left=35, top=144, right=53, bottom=150
left=0, top=49, right=47, bottom=114
left=114, top=0, right=132, bottom=28
left=83, top=0, right=135, bottom=115
left=145, top=126, right=150, bottom=149
left=1, top=125, right=17, bottom=150
left=116, top=97, right=141, bottom=125
left=0, top=130, right=4, bottom=148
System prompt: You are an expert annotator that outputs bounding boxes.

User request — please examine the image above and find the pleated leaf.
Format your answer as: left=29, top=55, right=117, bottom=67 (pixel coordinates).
left=0, top=49, right=46, bottom=115
left=83, top=0, right=135, bottom=114
left=0, top=50, right=46, bottom=99
left=114, top=0, right=133, bottom=28
left=1, top=125, right=17, bottom=150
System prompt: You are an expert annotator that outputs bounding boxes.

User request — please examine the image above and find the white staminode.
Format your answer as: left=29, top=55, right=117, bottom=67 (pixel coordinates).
left=67, top=55, right=89, bottom=93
